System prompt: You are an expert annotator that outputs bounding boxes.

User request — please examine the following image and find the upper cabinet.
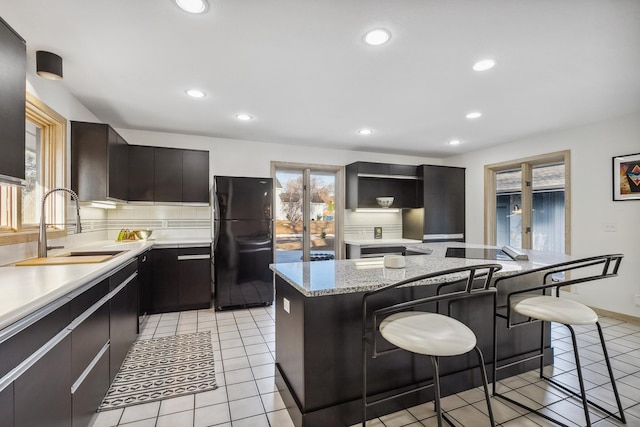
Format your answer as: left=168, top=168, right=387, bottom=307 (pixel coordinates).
left=73, top=121, right=210, bottom=204
left=402, top=165, right=465, bottom=241
left=72, top=121, right=129, bottom=202
left=345, top=161, right=421, bottom=209
left=0, top=17, right=26, bottom=184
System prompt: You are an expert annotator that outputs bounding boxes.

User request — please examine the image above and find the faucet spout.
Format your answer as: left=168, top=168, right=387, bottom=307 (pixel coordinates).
left=38, top=188, right=82, bottom=258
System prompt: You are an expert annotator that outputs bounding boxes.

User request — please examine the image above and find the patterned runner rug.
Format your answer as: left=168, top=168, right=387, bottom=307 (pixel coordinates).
left=98, top=331, right=217, bottom=411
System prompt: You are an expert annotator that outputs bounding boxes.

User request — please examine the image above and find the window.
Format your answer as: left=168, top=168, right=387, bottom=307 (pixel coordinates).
left=272, top=162, right=342, bottom=262
left=485, top=151, right=571, bottom=253
left=0, top=93, right=67, bottom=245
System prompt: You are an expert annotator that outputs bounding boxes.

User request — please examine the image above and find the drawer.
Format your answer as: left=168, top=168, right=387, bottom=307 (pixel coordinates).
left=109, top=258, right=137, bottom=291
left=69, top=279, right=109, bottom=320
left=71, top=303, right=109, bottom=380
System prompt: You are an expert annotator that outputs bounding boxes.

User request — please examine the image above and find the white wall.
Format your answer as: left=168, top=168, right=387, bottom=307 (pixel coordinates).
left=445, top=112, right=640, bottom=318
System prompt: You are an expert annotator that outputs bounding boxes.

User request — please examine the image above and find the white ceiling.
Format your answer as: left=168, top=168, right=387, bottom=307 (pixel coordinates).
left=1, top=0, right=639, bottom=158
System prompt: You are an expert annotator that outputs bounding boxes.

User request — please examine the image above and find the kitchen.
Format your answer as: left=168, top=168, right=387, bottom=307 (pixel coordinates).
left=1, top=1, right=640, bottom=427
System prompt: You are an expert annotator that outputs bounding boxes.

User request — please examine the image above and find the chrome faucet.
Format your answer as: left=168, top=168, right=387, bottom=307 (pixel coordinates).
left=38, top=188, right=82, bottom=258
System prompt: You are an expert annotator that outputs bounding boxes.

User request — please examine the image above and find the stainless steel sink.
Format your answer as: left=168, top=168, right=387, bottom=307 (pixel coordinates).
left=66, top=250, right=126, bottom=257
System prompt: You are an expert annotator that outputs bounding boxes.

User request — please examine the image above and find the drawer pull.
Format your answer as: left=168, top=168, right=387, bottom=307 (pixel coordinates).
left=177, top=254, right=210, bottom=261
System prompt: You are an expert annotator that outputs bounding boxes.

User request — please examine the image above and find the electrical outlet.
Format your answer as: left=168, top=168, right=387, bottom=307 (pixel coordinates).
left=283, top=297, right=290, bottom=313
left=603, top=221, right=618, bottom=232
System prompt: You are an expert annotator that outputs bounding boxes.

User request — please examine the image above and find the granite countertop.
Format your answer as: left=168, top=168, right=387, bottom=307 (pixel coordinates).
left=343, top=239, right=422, bottom=246
left=0, top=238, right=212, bottom=330
left=271, top=242, right=573, bottom=297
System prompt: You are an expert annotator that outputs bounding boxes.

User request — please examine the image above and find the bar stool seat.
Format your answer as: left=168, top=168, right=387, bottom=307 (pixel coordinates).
left=380, top=312, right=477, bottom=357
left=511, top=295, right=598, bottom=325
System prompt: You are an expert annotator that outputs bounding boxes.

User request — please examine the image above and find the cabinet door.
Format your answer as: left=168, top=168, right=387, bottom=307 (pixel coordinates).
left=422, top=165, right=465, bottom=236
left=356, top=162, right=389, bottom=175
left=182, top=149, right=209, bottom=203
left=15, top=335, right=72, bottom=427
left=128, top=145, right=155, bottom=201
left=151, top=248, right=179, bottom=313
left=72, top=348, right=109, bottom=427
left=71, top=122, right=109, bottom=201
left=109, top=277, right=138, bottom=382
left=0, top=18, right=26, bottom=182
left=0, top=383, right=13, bottom=427
left=154, top=147, right=183, bottom=202
left=138, top=249, right=153, bottom=318
left=107, top=128, right=128, bottom=201
left=178, top=247, right=211, bottom=309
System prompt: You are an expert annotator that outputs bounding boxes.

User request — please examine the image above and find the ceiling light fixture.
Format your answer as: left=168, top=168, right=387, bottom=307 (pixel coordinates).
left=448, top=139, right=462, bottom=146
left=358, top=128, right=373, bottom=135
left=364, top=28, right=391, bottom=46
left=236, top=114, right=253, bottom=121
left=466, top=112, right=482, bottom=119
left=473, top=59, right=496, bottom=71
left=175, top=0, right=208, bottom=14
left=186, top=89, right=206, bottom=98
left=36, top=51, right=63, bottom=80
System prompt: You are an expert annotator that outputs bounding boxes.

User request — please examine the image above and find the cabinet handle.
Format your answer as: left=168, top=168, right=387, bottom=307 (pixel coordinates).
left=142, top=255, right=147, bottom=262
left=177, top=254, right=210, bottom=261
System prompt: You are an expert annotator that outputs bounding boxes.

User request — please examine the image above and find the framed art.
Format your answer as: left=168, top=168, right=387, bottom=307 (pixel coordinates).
left=613, top=152, right=640, bottom=200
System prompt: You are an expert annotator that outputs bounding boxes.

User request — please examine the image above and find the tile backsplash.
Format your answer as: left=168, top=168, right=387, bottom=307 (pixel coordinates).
left=343, top=210, right=403, bottom=240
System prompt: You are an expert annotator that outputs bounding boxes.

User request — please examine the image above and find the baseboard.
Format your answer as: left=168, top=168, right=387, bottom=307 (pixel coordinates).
left=592, top=307, right=640, bottom=324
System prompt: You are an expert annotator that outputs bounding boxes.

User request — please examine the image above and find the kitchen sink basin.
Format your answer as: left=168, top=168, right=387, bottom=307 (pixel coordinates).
left=66, top=250, right=126, bottom=257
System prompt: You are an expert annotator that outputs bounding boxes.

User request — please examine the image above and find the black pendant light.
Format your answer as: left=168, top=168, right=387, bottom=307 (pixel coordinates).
left=36, top=51, right=63, bottom=80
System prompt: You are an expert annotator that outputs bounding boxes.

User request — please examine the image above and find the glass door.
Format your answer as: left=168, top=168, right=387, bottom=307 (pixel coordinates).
left=273, top=164, right=340, bottom=263
left=493, top=158, right=566, bottom=252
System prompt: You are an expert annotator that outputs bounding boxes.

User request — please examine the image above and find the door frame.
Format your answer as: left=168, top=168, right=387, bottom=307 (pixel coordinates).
left=271, top=161, right=343, bottom=261
left=484, top=150, right=571, bottom=253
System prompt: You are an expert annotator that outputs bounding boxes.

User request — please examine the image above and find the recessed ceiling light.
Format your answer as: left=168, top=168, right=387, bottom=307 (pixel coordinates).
left=466, top=112, right=482, bottom=119
left=364, top=29, right=391, bottom=46
left=473, top=59, right=496, bottom=71
left=185, top=89, right=205, bottom=98
left=448, top=139, right=462, bottom=146
left=236, top=114, right=253, bottom=121
left=175, top=0, right=208, bottom=14
left=358, top=128, right=373, bottom=135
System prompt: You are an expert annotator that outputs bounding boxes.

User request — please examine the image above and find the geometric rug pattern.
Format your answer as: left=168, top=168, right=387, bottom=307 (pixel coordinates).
left=98, top=331, right=217, bottom=411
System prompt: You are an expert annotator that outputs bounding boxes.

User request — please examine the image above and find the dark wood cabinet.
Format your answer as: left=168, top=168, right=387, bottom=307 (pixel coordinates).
left=151, top=247, right=211, bottom=314
left=71, top=121, right=129, bottom=202
left=138, top=249, right=153, bottom=328
left=151, top=248, right=180, bottom=313
left=128, top=145, right=155, bottom=201
left=345, top=161, right=421, bottom=209
left=14, top=335, right=72, bottom=427
left=109, top=269, right=138, bottom=382
left=154, top=147, right=183, bottom=203
left=72, top=349, right=109, bottom=427
left=402, top=165, right=466, bottom=241
left=0, top=383, right=13, bottom=427
left=0, top=17, right=26, bottom=184
left=182, top=149, right=210, bottom=203
left=178, top=247, right=212, bottom=309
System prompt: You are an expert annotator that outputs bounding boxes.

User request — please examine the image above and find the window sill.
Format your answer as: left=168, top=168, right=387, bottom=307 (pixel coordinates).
left=0, top=229, right=67, bottom=247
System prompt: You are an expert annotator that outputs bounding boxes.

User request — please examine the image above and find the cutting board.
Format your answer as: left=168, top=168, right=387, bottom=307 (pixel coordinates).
left=16, top=255, right=113, bottom=266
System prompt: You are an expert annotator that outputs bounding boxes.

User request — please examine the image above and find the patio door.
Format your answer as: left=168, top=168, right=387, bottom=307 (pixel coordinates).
left=272, top=163, right=341, bottom=263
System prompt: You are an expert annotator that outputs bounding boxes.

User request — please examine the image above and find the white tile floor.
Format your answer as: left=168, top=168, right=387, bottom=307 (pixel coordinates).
left=90, top=307, right=640, bottom=427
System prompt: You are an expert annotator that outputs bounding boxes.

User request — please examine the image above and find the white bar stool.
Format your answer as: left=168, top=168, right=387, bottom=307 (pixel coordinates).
left=493, top=254, right=626, bottom=427
left=362, top=264, right=502, bottom=427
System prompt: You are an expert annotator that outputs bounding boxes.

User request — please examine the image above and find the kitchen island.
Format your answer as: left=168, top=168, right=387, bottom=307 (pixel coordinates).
left=270, top=243, right=573, bottom=427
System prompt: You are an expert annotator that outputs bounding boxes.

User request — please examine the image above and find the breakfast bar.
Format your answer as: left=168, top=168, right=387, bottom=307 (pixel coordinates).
left=271, top=243, right=573, bottom=427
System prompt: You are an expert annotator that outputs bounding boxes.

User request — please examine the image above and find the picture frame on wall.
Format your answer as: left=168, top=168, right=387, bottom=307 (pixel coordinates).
left=613, top=152, right=640, bottom=201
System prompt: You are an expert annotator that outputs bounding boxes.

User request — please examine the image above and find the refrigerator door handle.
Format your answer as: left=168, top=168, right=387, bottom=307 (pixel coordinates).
left=213, top=179, right=220, bottom=249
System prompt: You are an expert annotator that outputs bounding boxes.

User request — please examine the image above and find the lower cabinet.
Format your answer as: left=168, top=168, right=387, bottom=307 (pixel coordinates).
left=0, top=256, right=142, bottom=427
left=151, top=247, right=211, bottom=314
left=110, top=272, right=139, bottom=382
left=72, top=347, right=109, bottom=427
left=0, top=383, right=14, bottom=427
left=14, top=335, right=72, bottom=427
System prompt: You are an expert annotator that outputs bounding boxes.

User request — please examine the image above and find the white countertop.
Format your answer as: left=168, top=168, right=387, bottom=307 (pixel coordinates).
left=0, top=238, right=212, bottom=331
left=271, top=242, right=573, bottom=297
left=343, top=239, right=422, bottom=246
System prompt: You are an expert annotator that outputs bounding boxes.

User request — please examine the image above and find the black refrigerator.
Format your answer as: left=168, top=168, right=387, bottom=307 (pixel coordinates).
left=213, top=176, right=274, bottom=310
